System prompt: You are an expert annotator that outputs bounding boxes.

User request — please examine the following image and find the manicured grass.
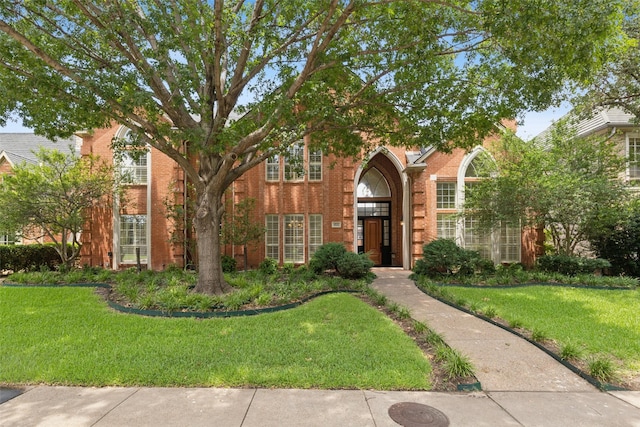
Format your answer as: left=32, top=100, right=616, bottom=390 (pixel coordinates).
left=0, top=287, right=431, bottom=390
left=430, top=284, right=640, bottom=379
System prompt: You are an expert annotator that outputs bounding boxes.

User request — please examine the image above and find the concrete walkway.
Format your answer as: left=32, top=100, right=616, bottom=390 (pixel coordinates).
left=1, top=268, right=640, bottom=426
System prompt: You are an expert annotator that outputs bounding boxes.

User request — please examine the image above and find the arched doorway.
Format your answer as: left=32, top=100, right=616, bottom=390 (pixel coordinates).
left=355, top=151, right=404, bottom=266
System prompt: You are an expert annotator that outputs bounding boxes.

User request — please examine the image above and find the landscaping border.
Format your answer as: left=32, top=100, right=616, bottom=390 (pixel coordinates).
left=414, top=281, right=630, bottom=392
left=1, top=282, right=359, bottom=318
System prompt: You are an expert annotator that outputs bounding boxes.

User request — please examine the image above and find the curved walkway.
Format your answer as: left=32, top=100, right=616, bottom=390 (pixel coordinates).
left=371, top=268, right=593, bottom=392
left=1, top=269, right=639, bottom=426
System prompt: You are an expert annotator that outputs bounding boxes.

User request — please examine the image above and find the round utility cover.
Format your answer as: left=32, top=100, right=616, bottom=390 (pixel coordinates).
left=388, top=402, right=450, bottom=427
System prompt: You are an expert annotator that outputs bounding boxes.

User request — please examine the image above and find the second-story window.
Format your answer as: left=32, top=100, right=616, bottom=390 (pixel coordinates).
left=308, top=148, right=322, bottom=181
left=117, top=130, right=148, bottom=185
left=284, top=143, right=304, bottom=181
left=266, top=155, right=280, bottom=182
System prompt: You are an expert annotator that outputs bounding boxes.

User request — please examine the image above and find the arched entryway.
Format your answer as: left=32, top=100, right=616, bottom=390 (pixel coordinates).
left=354, top=150, right=405, bottom=267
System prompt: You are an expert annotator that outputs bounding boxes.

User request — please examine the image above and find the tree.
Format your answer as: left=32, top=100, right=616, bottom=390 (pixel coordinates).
left=579, top=0, right=640, bottom=117
left=588, top=198, right=640, bottom=277
left=0, top=148, right=116, bottom=266
left=220, top=197, right=265, bottom=270
left=464, top=121, right=629, bottom=256
left=0, top=1, right=627, bottom=294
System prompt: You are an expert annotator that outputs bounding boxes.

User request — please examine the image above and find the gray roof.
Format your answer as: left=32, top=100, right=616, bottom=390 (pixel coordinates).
left=535, top=107, right=638, bottom=142
left=0, top=133, right=79, bottom=165
left=575, top=107, right=636, bottom=137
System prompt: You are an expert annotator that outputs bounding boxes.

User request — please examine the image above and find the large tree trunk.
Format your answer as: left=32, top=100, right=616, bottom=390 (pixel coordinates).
left=193, top=188, right=232, bottom=295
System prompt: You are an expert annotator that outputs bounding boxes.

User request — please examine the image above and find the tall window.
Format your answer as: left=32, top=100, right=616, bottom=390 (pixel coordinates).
left=119, top=215, right=147, bottom=263
left=265, top=215, right=279, bottom=261
left=284, top=144, right=304, bottom=181
left=308, top=149, right=322, bottom=181
left=284, top=214, right=304, bottom=263
left=117, top=130, right=148, bottom=185
left=627, top=133, right=640, bottom=182
left=454, top=148, right=520, bottom=263
left=266, top=155, right=280, bottom=181
left=500, top=222, right=521, bottom=263
left=309, top=214, right=323, bottom=256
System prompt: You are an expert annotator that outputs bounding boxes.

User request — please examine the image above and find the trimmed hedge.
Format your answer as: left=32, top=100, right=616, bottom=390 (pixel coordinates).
left=0, top=244, right=63, bottom=272
left=536, top=255, right=611, bottom=276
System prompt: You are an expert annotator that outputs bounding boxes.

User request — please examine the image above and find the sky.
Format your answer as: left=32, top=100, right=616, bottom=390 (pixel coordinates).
left=0, top=105, right=571, bottom=141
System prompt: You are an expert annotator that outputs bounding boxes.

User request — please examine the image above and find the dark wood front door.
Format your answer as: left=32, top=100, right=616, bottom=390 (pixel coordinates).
left=364, top=218, right=382, bottom=265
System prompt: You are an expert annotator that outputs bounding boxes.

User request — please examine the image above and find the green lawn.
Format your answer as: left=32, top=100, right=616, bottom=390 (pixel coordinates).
left=434, top=284, right=640, bottom=378
left=0, top=287, right=431, bottom=390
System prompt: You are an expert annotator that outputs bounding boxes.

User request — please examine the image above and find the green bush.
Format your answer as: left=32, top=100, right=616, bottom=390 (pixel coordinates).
left=309, top=242, right=347, bottom=274
left=0, top=244, right=63, bottom=272
left=258, top=257, right=278, bottom=275
left=336, top=251, right=373, bottom=279
left=536, top=255, right=610, bottom=276
left=309, top=243, right=373, bottom=279
left=221, top=255, right=237, bottom=273
left=413, top=239, right=487, bottom=278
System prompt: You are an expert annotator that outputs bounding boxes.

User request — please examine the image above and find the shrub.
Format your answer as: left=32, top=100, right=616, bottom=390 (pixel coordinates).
left=536, top=255, right=611, bottom=276
left=309, top=242, right=347, bottom=274
left=336, top=251, right=373, bottom=279
left=221, top=255, right=237, bottom=273
left=258, top=258, right=278, bottom=275
left=587, top=200, right=640, bottom=277
left=412, top=239, right=487, bottom=278
left=0, top=244, right=63, bottom=272
left=309, top=243, right=373, bottom=279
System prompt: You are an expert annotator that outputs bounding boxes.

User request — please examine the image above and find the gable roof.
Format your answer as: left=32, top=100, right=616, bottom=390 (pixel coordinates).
left=0, top=133, right=79, bottom=165
left=574, top=107, right=636, bottom=137
left=536, top=107, right=638, bottom=142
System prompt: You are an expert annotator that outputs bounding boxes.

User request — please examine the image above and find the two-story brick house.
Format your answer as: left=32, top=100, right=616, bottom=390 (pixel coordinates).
left=77, top=121, right=533, bottom=271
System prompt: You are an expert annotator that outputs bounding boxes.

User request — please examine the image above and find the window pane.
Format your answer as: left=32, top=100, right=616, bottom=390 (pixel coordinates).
left=284, top=214, right=304, bottom=263
left=629, top=137, right=640, bottom=181
left=265, top=215, right=279, bottom=261
left=437, top=214, right=457, bottom=240
left=266, top=155, right=280, bottom=181
left=118, top=150, right=148, bottom=184
left=500, top=222, right=521, bottom=263
left=119, top=215, right=147, bottom=263
left=464, top=216, right=490, bottom=259
left=357, top=168, right=391, bottom=197
left=436, top=183, right=456, bottom=209
left=309, top=214, right=322, bottom=256
left=309, top=149, right=322, bottom=181
left=284, top=144, right=304, bottom=181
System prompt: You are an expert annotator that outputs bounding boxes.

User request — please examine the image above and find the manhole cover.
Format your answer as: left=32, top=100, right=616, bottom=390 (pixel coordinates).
left=388, top=402, right=449, bottom=427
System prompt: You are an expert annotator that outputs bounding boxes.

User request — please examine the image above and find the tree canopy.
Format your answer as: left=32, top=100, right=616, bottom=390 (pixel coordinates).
left=0, top=0, right=629, bottom=294
left=0, top=148, right=115, bottom=266
left=464, top=122, right=629, bottom=256
left=579, top=0, right=640, bottom=117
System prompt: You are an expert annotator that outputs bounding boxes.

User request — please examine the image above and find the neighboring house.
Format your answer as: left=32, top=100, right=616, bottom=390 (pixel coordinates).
left=77, top=121, right=535, bottom=271
left=575, top=108, right=640, bottom=185
left=0, top=133, right=80, bottom=245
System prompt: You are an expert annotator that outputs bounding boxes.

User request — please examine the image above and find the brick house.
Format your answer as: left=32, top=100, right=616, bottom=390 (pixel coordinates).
left=77, top=121, right=535, bottom=271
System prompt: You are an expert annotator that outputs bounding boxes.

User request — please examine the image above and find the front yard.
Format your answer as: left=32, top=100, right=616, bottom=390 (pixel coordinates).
left=0, top=286, right=432, bottom=389
left=416, top=279, right=640, bottom=389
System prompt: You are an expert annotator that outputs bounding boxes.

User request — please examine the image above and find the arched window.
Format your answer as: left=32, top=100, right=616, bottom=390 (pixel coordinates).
left=357, top=168, right=391, bottom=198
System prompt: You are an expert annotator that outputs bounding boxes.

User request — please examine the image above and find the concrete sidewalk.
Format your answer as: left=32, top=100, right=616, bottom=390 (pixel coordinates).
left=1, top=268, right=640, bottom=426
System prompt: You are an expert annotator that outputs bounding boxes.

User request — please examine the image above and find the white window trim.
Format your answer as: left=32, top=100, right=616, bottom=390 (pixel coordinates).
left=626, top=132, right=640, bottom=185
